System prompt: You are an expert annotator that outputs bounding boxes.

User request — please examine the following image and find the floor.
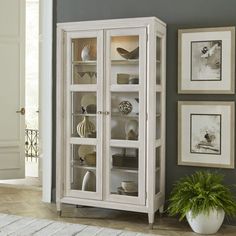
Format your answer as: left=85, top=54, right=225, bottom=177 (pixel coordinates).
left=0, top=187, right=235, bottom=235
left=0, top=159, right=41, bottom=190
left=0, top=177, right=41, bottom=190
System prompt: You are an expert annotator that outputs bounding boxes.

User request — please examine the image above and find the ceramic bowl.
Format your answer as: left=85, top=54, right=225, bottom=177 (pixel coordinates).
left=116, top=47, right=139, bottom=60
left=121, top=181, right=138, bottom=193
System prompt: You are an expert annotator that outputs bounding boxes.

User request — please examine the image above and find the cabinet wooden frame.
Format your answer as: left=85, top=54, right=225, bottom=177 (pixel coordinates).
left=56, top=17, right=166, bottom=225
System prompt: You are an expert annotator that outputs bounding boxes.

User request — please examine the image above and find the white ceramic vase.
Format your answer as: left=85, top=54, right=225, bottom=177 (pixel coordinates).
left=77, top=116, right=95, bottom=138
left=81, top=170, right=96, bottom=191
left=186, top=209, right=225, bottom=234
left=81, top=45, right=90, bottom=61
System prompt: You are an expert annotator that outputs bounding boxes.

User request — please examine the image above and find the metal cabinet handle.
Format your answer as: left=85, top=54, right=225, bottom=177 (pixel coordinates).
left=105, top=111, right=110, bottom=115
left=97, top=111, right=102, bottom=114
left=16, top=108, right=25, bottom=115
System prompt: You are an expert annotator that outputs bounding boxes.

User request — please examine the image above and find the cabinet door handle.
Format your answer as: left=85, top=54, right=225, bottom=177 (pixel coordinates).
left=105, top=111, right=110, bottom=115
left=16, top=108, right=25, bottom=115
left=97, top=111, right=102, bottom=114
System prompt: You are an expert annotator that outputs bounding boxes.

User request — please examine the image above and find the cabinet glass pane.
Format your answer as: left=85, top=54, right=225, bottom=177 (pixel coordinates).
left=72, top=38, right=97, bottom=84
left=156, top=37, right=161, bottom=85
left=111, top=92, right=139, bottom=140
left=71, top=92, right=97, bottom=138
left=155, top=148, right=161, bottom=194
left=156, top=93, right=161, bottom=140
left=156, top=147, right=160, bottom=169
left=110, top=147, right=138, bottom=197
left=110, top=36, right=139, bottom=85
left=70, top=144, right=97, bottom=192
left=155, top=169, right=160, bottom=194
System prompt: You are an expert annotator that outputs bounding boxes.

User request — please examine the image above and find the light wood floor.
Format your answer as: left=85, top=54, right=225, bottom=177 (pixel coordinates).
left=0, top=186, right=235, bottom=235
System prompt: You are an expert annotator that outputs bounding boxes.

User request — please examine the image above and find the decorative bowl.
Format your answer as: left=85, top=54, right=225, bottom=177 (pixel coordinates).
left=129, top=77, right=139, bottom=84
left=78, top=145, right=94, bottom=159
left=81, top=94, right=96, bottom=108
left=121, top=181, right=138, bottom=193
left=119, top=101, right=133, bottom=115
left=86, top=104, right=97, bottom=114
left=117, top=73, right=129, bottom=84
left=125, top=119, right=138, bottom=140
left=84, top=152, right=96, bottom=166
left=117, top=187, right=138, bottom=196
left=116, top=47, right=139, bottom=60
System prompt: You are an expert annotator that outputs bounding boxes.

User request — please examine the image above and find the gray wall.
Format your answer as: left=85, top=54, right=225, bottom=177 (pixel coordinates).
left=53, top=0, right=236, bottom=225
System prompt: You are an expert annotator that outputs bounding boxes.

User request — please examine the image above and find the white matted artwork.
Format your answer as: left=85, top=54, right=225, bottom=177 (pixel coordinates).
left=178, top=27, right=235, bottom=94
left=178, top=101, right=235, bottom=168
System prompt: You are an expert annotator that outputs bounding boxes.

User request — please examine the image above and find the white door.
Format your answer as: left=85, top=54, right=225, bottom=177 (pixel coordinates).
left=0, top=0, right=25, bottom=179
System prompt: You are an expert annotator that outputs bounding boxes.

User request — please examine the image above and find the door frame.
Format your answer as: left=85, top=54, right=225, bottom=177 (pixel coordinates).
left=40, top=0, right=53, bottom=202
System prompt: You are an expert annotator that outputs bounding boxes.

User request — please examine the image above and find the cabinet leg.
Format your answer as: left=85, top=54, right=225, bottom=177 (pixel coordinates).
left=159, top=205, right=164, bottom=214
left=148, top=212, right=154, bottom=229
left=56, top=202, right=62, bottom=217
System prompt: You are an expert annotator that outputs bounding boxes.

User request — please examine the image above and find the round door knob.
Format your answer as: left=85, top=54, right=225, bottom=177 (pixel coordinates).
left=16, top=108, right=25, bottom=115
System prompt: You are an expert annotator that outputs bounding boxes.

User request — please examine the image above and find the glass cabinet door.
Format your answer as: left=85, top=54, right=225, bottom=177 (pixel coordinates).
left=105, top=28, right=147, bottom=205
left=65, top=30, right=103, bottom=200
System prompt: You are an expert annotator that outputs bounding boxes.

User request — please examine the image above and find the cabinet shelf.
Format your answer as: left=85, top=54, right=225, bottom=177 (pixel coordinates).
left=111, top=59, right=139, bottom=65
left=71, top=162, right=96, bottom=171
left=110, top=85, right=140, bottom=92
left=111, top=112, right=139, bottom=118
left=111, top=112, right=161, bottom=118
left=73, top=60, right=97, bottom=66
left=111, top=167, right=138, bottom=174
left=70, top=137, right=97, bottom=145
left=72, top=113, right=97, bottom=117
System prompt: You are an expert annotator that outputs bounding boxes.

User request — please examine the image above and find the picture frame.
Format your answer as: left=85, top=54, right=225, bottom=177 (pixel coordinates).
left=178, top=27, right=235, bottom=94
left=178, top=101, right=235, bottom=168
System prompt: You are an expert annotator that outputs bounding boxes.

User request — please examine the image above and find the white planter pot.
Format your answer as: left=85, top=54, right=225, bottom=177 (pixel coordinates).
left=186, top=209, right=225, bottom=234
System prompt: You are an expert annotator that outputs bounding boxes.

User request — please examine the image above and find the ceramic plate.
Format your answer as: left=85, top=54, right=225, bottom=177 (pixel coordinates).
left=81, top=94, right=96, bottom=107
left=78, top=145, right=95, bottom=158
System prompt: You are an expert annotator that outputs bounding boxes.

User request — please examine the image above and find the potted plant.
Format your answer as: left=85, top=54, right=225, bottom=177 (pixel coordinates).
left=167, top=171, right=236, bottom=234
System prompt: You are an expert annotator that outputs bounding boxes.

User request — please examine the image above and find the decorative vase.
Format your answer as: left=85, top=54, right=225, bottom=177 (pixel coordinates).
left=81, top=45, right=90, bottom=61
left=125, top=119, right=138, bottom=140
left=186, top=209, right=225, bottom=234
left=77, top=116, right=95, bottom=138
left=81, top=170, right=96, bottom=191
left=119, top=101, right=133, bottom=115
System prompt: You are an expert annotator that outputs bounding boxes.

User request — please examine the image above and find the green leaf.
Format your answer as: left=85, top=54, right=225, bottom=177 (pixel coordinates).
left=167, top=171, right=236, bottom=220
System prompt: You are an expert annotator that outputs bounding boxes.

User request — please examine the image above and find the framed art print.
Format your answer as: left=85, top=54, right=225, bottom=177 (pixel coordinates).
left=178, top=101, right=235, bottom=168
left=178, top=27, right=235, bottom=94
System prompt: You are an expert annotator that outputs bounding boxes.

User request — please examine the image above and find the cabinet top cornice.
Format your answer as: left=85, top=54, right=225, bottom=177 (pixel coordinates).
left=57, top=16, right=166, bottom=30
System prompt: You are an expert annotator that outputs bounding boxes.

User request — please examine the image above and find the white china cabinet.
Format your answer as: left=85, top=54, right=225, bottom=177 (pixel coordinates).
left=56, top=17, right=166, bottom=226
